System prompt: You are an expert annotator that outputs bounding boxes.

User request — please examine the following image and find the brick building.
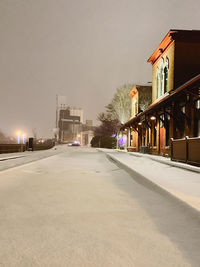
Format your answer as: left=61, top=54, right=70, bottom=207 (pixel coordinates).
left=122, top=30, right=200, bottom=161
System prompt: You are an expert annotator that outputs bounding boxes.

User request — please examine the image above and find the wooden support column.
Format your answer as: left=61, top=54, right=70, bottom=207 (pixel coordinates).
left=185, top=94, right=194, bottom=137
left=141, top=125, right=144, bottom=146
left=191, top=104, right=195, bottom=137
left=156, top=117, right=159, bottom=154
left=185, top=94, right=190, bottom=137
left=169, top=104, right=174, bottom=140
left=151, top=121, right=154, bottom=148
left=163, top=110, right=166, bottom=151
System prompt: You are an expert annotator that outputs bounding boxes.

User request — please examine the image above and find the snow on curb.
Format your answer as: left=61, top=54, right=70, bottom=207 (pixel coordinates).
left=98, top=149, right=200, bottom=218
left=115, top=149, right=200, bottom=174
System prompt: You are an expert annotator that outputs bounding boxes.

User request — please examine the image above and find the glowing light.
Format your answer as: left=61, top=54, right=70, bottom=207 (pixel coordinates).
left=150, top=116, right=156, bottom=120
left=138, top=122, right=142, bottom=125
left=16, top=131, right=21, bottom=144
left=119, top=135, right=127, bottom=147
left=22, top=133, right=26, bottom=144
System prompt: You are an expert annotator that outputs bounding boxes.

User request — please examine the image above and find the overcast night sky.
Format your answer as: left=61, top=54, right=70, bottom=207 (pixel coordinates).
left=0, top=0, right=200, bottom=138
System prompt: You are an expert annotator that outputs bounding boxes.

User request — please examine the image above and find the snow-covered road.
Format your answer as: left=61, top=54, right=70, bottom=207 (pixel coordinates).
left=0, top=147, right=199, bottom=266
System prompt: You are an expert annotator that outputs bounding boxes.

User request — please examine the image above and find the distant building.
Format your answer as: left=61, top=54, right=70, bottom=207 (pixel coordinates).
left=81, top=130, right=94, bottom=146
left=58, top=107, right=82, bottom=143
left=55, top=95, right=95, bottom=144
left=70, top=107, right=84, bottom=123
left=86, top=120, right=93, bottom=127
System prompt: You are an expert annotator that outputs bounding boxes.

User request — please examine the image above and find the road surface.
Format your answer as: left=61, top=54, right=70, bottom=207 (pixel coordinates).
left=0, top=147, right=200, bottom=266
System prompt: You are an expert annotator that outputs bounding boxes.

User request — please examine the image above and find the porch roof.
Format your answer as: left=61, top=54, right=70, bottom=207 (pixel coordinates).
left=121, top=74, right=200, bottom=130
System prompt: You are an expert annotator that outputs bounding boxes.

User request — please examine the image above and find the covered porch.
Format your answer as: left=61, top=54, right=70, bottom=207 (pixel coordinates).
left=121, top=74, right=200, bottom=161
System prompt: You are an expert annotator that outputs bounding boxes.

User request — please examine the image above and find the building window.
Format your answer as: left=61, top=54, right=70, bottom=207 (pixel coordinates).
left=160, top=58, right=164, bottom=97
left=135, top=100, right=138, bottom=115
left=164, top=66, right=168, bottom=94
left=156, top=70, right=159, bottom=99
left=164, top=57, right=169, bottom=94
left=153, top=125, right=157, bottom=146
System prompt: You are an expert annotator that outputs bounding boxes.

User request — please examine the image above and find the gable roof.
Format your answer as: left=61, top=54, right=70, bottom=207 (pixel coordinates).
left=148, top=29, right=200, bottom=65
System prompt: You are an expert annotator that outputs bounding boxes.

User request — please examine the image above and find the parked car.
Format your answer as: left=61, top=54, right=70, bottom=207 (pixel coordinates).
left=71, top=141, right=80, bottom=146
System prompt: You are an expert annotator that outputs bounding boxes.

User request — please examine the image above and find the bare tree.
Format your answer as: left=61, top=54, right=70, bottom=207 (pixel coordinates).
left=95, top=112, right=121, bottom=136
left=106, top=83, right=133, bottom=124
left=0, top=130, right=16, bottom=144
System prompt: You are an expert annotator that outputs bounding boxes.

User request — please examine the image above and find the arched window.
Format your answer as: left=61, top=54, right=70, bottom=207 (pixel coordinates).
left=164, top=57, right=169, bottom=94
left=164, top=67, right=168, bottom=93
left=160, top=58, right=164, bottom=96
left=156, top=69, right=159, bottom=99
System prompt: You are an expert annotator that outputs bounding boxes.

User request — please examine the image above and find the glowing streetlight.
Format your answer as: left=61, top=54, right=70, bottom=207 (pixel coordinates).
left=22, top=133, right=26, bottom=144
left=17, top=131, right=21, bottom=144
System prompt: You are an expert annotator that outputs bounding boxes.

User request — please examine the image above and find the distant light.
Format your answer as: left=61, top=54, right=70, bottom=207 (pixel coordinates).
left=22, top=133, right=26, bottom=144
left=150, top=116, right=156, bottom=120
left=119, top=135, right=126, bottom=146
left=16, top=131, right=21, bottom=144
left=138, top=122, right=142, bottom=125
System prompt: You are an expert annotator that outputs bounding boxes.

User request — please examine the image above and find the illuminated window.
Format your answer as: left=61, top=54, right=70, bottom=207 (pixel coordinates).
left=153, top=125, right=157, bottom=146
left=164, top=57, right=169, bottom=94
left=164, top=67, right=168, bottom=93
left=135, top=100, right=138, bottom=115
left=160, top=58, right=164, bottom=96
left=156, top=69, right=159, bottom=99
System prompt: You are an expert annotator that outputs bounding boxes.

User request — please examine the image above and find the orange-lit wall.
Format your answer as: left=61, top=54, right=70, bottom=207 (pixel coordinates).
left=152, top=42, right=175, bottom=103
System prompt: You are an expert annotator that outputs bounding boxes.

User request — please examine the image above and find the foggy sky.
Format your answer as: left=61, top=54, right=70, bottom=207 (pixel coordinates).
left=1, top=0, right=200, bottom=138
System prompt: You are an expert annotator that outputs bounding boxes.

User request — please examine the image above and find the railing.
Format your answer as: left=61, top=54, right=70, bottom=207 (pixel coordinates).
left=171, top=136, right=200, bottom=166
left=0, top=144, right=26, bottom=154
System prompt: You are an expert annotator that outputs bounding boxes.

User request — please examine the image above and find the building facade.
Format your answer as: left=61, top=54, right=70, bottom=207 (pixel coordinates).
left=58, top=108, right=82, bottom=143
left=122, top=30, right=200, bottom=158
left=127, top=84, right=152, bottom=151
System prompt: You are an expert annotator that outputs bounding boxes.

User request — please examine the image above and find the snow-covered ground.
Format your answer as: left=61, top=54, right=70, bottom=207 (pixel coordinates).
left=99, top=148, right=200, bottom=213
left=0, top=146, right=200, bottom=266
left=0, top=145, right=66, bottom=172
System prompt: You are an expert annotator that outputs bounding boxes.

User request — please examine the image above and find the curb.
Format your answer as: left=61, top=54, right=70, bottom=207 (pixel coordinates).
left=102, top=151, right=200, bottom=219
left=115, top=149, right=200, bottom=174
left=0, top=155, right=26, bottom=161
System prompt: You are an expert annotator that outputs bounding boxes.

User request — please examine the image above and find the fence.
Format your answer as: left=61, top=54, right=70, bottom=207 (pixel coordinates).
left=171, top=136, right=200, bottom=166
left=31, top=139, right=55, bottom=151
left=0, top=144, right=26, bottom=154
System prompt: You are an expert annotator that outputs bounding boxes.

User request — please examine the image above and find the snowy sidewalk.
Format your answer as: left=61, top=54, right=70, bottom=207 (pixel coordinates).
left=98, top=148, right=200, bottom=213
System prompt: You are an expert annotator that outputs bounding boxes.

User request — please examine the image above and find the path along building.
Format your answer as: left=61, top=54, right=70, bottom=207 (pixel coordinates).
left=121, top=29, right=200, bottom=160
